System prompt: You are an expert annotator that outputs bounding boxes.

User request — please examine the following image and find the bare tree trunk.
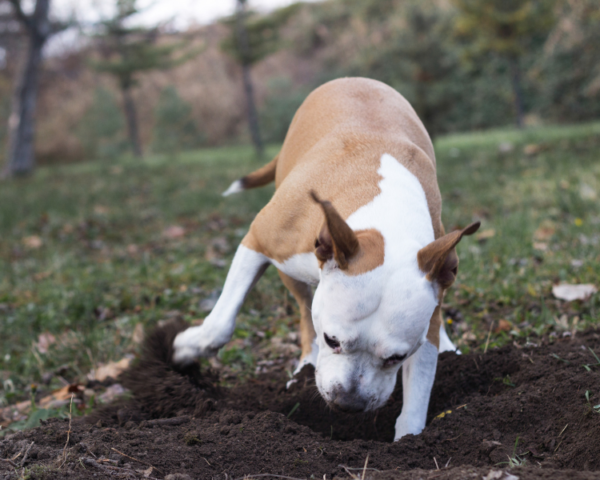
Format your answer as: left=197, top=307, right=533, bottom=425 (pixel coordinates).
left=235, top=0, right=264, bottom=157
left=121, top=85, right=142, bottom=157
left=3, top=0, right=51, bottom=177
left=509, top=56, right=524, bottom=129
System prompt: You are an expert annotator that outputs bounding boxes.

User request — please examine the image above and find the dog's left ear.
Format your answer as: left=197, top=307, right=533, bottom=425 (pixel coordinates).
left=417, top=222, right=480, bottom=289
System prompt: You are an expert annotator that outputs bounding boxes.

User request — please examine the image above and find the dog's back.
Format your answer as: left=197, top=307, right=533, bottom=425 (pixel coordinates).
left=239, top=78, right=443, bottom=263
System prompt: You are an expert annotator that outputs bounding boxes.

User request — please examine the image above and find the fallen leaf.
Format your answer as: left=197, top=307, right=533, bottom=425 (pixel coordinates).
left=23, top=235, right=43, bottom=249
left=494, top=319, right=512, bottom=333
left=142, top=466, right=154, bottom=478
left=87, top=357, right=133, bottom=382
left=534, top=220, right=556, bottom=241
left=33, top=271, right=52, bottom=281
left=533, top=242, right=548, bottom=251
left=132, top=323, right=144, bottom=345
left=476, top=229, right=495, bottom=242
left=94, top=205, right=109, bottom=215
left=523, top=143, right=541, bottom=156
left=34, top=332, right=56, bottom=354
left=98, top=384, right=127, bottom=403
left=163, top=225, right=185, bottom=239
left=552, top=283, right=597, bottom=302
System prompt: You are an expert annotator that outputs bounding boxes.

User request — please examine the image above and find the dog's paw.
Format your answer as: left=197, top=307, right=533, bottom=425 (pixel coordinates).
left=394, top=414, right=425, bottom=441
left=172, top=326, right=223, bottom=364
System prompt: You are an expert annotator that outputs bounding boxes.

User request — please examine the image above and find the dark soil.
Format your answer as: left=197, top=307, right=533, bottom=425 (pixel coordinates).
left=2, top=323, right=600, bottom=480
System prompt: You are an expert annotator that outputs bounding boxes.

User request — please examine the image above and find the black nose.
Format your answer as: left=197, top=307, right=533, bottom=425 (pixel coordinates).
left=329, top=388, right=368, bottom=412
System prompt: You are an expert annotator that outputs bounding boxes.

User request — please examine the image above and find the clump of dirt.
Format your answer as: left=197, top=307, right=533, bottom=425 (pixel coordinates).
left=2, top=326, right=600, bottom=480
left=89, top=320, right=220, bottom=425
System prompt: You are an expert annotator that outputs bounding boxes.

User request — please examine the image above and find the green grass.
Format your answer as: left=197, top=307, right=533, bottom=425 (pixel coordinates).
left=1, top=123, right=599, bottom=420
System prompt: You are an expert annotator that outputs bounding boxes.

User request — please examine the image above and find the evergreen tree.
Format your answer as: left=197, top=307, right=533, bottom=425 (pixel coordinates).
left=78, top=86, right=127, bottom=159
left=152, top=85, right=203, bottom=154
left=90, top=0, right=194, bottom=157
left=453, top=0, right=556, bottom=127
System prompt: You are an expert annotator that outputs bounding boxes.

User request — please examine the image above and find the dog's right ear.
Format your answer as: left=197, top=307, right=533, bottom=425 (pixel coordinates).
left=310, top=191, right=359, bottom=269
left=417, top=221, right=480, bottom=289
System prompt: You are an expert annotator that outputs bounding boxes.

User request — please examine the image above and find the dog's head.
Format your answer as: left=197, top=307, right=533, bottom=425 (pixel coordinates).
left=309, top=191, right=479, bottom=412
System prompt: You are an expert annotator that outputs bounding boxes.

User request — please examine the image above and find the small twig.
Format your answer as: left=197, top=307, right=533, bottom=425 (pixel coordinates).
left=59, top=394, right=74, bottom=468
left=444, top=457, right=452, bottom=468
left=111, top=447, right=162, bottom=474
left=81, top=457, right=160, bottom=480
left=202, top=457, right=211, bottom=466
left=146, top=416, right=190, bottom=426
left=484, top=322, right=494, bottom=354
left=361, top=454, right=369, bottom=480
left=559, top=423, right=569, bottom=437
left=233, top=475, right=306, bottom=480
left=433, top=457, right=440, bottom=470
left=0, top=457, right=18, bottom=469
left=20, top=441, right=34, bottom=467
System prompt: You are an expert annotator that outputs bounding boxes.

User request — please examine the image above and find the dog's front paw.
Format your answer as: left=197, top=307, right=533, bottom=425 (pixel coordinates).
left=172, top=325, right=223, bottom=364
left=394, top=414, right=425, bottom=441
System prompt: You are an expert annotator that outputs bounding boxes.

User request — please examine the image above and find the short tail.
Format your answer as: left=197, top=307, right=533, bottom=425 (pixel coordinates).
left=222, top=154, right=278, bottom=197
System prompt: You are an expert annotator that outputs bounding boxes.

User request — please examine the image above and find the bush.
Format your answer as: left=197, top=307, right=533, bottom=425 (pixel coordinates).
left=259, top=77, right=309, bottom=143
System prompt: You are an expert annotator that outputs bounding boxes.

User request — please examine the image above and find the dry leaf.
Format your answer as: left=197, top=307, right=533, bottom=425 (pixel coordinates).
left=94, top=205, right=109, bottom=215
left=33, top=270, right=52, bottom=281
left=476, top=229, right=495, bottom=242
left=23, top=235, right=43, bottom=249
left=494, top=319, right=512, bottom=333
left=132, top=323, right=145, bottom=345
left=34, top=332, right=56, bottom=354
left=163, top=225, right=186, bottom=239
left=523, top=144, right=541, bottom=156
left=87, top=357, right=133, bottom=382
left=142, top=466, right=154, bottom=478
left=552, top=283, right=597, bottom=302
left=534, top=220, right=556, bottom=241
left=533, top=242, right=548, bottom=251
left=98, top=384, right=127, bottom=403
left=127, top=244, right=139, bottom=255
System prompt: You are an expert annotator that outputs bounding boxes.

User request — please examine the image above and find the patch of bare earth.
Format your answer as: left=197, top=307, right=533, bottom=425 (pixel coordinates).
left=1, top=323, right=599, bottom=480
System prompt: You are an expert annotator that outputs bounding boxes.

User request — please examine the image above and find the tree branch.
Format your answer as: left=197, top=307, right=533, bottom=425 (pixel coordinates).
left=7, top=0, right=32, bottom=31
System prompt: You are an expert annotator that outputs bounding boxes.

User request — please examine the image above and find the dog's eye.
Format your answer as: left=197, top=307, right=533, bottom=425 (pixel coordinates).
left=383, top=354, right=406, bottom=367
left=324, top=333, right=340, bottom=350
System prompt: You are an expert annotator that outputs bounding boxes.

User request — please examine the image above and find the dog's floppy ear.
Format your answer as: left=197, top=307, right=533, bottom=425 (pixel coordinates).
left=417, top=222, right=480, bottom=289
left=310, top=190, right=359, bottom=269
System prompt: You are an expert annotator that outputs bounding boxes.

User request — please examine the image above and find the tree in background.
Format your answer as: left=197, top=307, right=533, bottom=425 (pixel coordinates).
left=221, top=1, right=299, bottom=156
left=2, top=0, right=67, bottom=177
left=78, top=87, right=128, bottom=160
left=453, top=0, right=556, bottom=128
left=539, top=0, right=600, bottom=122
left=91, top=0, right=194, bottom=157
left=152, top=85, right=204, bottom=155
left=357, top=1, right=458, bottom=137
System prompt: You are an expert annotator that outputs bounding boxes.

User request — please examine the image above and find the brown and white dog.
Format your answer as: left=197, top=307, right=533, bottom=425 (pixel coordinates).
left=173, top=77, right=479, bottom=440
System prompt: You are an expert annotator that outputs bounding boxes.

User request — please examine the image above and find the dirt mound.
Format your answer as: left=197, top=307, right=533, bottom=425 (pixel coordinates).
left=1, top=327, right=600, bottom=480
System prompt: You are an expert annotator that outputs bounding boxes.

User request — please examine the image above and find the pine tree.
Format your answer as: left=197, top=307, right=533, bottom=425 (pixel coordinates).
left=90, top=0, right=194, bottom=157
left=152, top=86, right=203, bottom=154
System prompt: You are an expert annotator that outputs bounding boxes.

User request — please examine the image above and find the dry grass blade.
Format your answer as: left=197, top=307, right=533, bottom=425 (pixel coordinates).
left=20, top=441, right=34, bottom=468
left=111, top=447, right=163, bottom=474
left=59, top=394, right=74, bottom=469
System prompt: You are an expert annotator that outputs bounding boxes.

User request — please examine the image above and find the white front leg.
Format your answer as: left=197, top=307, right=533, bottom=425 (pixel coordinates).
left=394, top=340, right=438, bottom=441
left=173, top=245, right=269, bottom=364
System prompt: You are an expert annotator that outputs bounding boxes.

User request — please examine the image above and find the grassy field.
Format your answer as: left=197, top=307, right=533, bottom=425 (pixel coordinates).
left=1, top=122, right=599, bottom=427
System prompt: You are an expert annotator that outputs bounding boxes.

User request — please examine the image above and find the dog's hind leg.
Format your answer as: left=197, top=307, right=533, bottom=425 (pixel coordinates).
left=172, top=244, right=270, bottom=364
left=278, top=271, right=318, bottom=375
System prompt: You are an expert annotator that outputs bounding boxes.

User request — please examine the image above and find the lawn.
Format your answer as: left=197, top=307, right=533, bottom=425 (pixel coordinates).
left=1, top=121, right=599, bottom=430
